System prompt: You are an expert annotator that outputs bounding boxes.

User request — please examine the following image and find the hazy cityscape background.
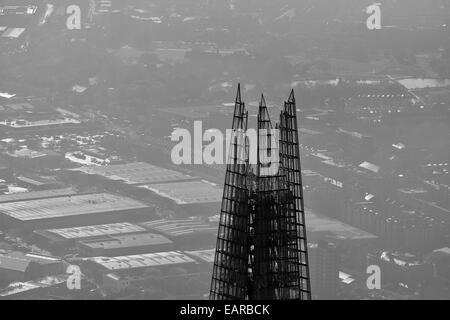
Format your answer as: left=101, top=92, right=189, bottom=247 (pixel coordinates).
left=0, top=0, right=449, bottom=300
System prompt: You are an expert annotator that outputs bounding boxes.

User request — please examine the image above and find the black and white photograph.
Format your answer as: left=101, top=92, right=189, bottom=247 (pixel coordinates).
left=0, top=0, right=449, bottom=308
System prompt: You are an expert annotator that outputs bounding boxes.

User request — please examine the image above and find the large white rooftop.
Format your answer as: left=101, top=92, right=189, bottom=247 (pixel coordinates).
left=0, top=193, right=148, bottom=221
left=86, top=251, right=196, bottom=270
left=140, top=180, right=223, bottom=204
left=72, top=162, right=195, bottom=185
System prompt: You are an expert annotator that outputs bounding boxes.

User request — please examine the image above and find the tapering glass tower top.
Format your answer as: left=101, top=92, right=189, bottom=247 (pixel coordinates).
left=210, top=85, right=311, bottom=300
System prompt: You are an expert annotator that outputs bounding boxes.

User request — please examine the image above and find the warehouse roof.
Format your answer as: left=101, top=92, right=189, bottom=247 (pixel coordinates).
left=22, top=253, right=62, bottom=264
left=140, top=180, right=223, bottom=204
left=16, top=175, right=58, bottom=187
left=0, top=282, right=40, bottom=297
left=140, top=219, right=218, bottom=237
left=36, top=222, right=147, bottom=241
left=4, top=252, right=62, bottom=265
left=1, top=27, right=26, bottom=38
left=85, top=251, right=196, bottom=271
left=359, top=161, right=380, bottom=173
left=306, top=210, right=377, bottom=241
left=71, top=162, right=195, bottom=185
left=185, top=249, right=216, bottom=263
left=0, top=275, right=68, bottom=298
left=433, top=247, right=450, bottom=255
left=0, top=188, right=76, bottom=204
left=0, top=193, right=148, bottom=221
left=0, top=255, right=30, bottom=272
left=79, top=233, right=173, bottom=250
left=6, top=149, right=48, bottom=159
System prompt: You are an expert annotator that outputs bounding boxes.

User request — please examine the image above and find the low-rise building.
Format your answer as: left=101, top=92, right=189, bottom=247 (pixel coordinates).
left=78, top=233, right=174, bottom=257
left=0, top=252, right=65, bottom=286
left=0, top=192, right=152, bottom=230
left=140, top=219, right=218, bottom=250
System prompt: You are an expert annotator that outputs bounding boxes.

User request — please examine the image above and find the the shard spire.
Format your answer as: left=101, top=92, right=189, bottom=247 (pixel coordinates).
left=210, top=88, right=311, bottom=300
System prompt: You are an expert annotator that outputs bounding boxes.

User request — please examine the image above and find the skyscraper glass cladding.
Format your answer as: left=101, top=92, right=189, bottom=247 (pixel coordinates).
left=210, top=85, right=311, bottom=300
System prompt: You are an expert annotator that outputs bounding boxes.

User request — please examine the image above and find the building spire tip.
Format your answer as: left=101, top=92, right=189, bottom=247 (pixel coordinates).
left=288, top=89, right=295, bottom=103
left=260, top=93, right=266, bottom=106
left=235, top=83, right=242, bottom=103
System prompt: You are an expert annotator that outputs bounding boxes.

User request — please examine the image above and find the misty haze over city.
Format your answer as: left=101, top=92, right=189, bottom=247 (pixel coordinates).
left=0, top=0, right=448, bottom=303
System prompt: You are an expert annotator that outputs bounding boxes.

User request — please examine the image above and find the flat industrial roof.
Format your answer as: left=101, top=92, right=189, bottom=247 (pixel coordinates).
left=1, top=27, right=26, bottom=38
left=37, top=222, right=147, bottom=240
left=140, top=180, right=223, bottom=204
left=0, top=118, right=81, bottom=128
left=185, top=249, right=216, bottom=263
left=359, top=161, right=380, bottom=173
left=5, top=251, right=62, bottom=264
left=6, top=149, right=48, bottom=159
left=0, top=193, right=148, bottom=221
left=71, top=162, right=195, bottom=185
left=0, top=275, right=67, bottom=298
left=1, top=102, right=33, bottom=110
left=79, top=233, right=173, bottom=250
left=0, top=252, right=61, bottom=272
left=0, top=255, right=30, bottom=272
left=141, top=219, right=218, bottom=237
left=0, top=188, right=76, bottom=204
left=0, top=282, right=40, bottom=297
left=433, top=247, right=450, bottom=255
left=16, top=175, right=57, bottom=186
left=86, top=251, right=196, bottom=271
left=306, top=210, right=377, bottom=241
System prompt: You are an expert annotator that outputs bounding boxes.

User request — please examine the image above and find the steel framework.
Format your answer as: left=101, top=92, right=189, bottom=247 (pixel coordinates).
left=210, top=85, right=311, bottom=300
